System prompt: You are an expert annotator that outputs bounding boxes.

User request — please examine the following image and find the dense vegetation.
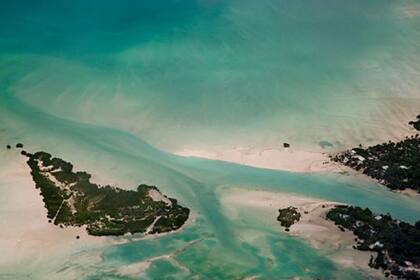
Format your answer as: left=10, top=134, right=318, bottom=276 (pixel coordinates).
left=327, top=205, right=420, bottom=279
left=409, top=115, right=420, bottom=131
left=277, top=206, right=301, bottom=231
left=333, top=135, right=420, bottom=192
left=333, top=115, right=420, bottom=193
left=25, top=151, right=190, bottom=236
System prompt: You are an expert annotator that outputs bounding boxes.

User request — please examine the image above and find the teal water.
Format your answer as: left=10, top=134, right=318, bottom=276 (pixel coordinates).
left=1, top=0, right=420, bottom=151
left=3, top=90, right=420, bottom=280
left=1, top=1, right=420, bottom=279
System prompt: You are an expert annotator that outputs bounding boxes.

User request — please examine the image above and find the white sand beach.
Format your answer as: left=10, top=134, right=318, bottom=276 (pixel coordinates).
left=175, top=147, right=340, bottom=173
left=174, top=107, right=419, bottom=174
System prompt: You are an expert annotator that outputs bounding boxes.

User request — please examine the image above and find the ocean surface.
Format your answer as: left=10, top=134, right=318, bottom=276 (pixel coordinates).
left=0, top=1, right=420, bottom=279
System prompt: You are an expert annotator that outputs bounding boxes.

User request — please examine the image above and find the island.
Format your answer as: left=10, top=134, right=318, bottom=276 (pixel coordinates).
left=332, top=115, right=420, bottom=193
left=276, top=203, right=420, bottom=279
left=408, top=115, right=420, bottom=131
left=277, top=206, right=301, bottom=231
left=23, top=150, right=190, bottom=236
left=327, top=205, right=420, bottom=279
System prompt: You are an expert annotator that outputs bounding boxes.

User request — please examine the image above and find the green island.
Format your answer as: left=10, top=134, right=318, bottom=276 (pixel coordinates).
left=23, top=151, right=190, bottom=236
left=332, top=115, right=420, bottom=193
left=277, top=206, right=301, bottom=231
left=327, top=205, right=420, bottom=279
left=409, top=115, right=420, bottom=131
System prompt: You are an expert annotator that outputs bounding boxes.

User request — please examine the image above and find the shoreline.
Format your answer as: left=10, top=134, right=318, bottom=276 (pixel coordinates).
left=0, top=153, right=108, bottom=273
left=174, top=111, right=420, bottom=174
left=221, top=188, right=385, bottom=279
left=108, top=211, right=197, bottom=246
left=174, top=147, right=340, bottom=173
left=177, top=147, right=420, bottom=199
left=0, top=149, right=194, bottom=275
left=174, top=115, right=420, bottom=198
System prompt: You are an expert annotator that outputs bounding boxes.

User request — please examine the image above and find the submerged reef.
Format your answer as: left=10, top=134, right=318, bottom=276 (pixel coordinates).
left=277, top=206, right=301, bottom=231
left=327, top=206, right=420, bottom=279
left=333, top=115, right=420, bottom=193
left=23, top=151, right=189, bottom=236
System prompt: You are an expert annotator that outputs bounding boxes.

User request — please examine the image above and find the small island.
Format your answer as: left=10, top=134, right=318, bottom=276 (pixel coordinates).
left=408, top=115, right=420, bottom=131
left=23, top=151, right=190, bottom=236
left=277, top=206, right=301, bottom=231
left=332, top=115, right=420, bottom=193
left=327, top=205, right=420, bottom=279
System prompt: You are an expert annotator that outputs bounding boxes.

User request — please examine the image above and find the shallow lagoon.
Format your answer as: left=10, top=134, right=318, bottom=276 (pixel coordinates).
left=1, top=91, right=419, bottom=279
left=1, top=0, right=420, bottom=152
left=1, top=0, right=420, bottom=279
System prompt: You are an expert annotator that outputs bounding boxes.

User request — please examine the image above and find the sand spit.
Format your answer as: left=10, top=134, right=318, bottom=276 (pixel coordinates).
left=175, top=147, right=339, bottom=173
left=175, top=109, right=420, bottom=175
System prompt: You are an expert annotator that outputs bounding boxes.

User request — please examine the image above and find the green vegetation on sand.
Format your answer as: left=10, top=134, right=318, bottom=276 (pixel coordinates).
left=277, top=206, right=301, bottom=231
left=24, top=151, right=190, bottom=236
left=333, top=115, right=420, bottom=193
left=327, top=205, right=420, bottom=279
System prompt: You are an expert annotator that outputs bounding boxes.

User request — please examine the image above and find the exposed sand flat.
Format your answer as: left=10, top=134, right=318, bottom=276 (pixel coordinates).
left=220, top=189, right=384, bottom=279
left=398, top=188, right=420, bottom=199
left=174, top=123, right=415, bottom=174
left=0, top=151, right=108, bottom=274
left=175, top=103, right=420, bottom=174
left=0, top=149, right=195, bottom=261
left=175, top=147, right=339, bottom=173
left=0, top=148, right=195, bottom=277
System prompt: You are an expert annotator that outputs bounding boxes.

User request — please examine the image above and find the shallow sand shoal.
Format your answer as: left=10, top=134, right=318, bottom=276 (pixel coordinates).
left=220, top=188, right=384, bottom=278
left=0, top=151, right=109, bottom=272
left=175, top=147, right=340, bottom=173
left=174, top=107, right=420, bottom=174
left=0, top=148, right=195, bottom=276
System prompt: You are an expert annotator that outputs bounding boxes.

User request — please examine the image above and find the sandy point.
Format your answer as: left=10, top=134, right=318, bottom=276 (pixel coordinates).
left=174, top=147, right=342, bottom=173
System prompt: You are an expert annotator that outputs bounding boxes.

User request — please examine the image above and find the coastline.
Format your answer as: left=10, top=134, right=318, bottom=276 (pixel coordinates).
left=175, top=114, right=420, bottom=199
left=108, top=211, right=197, bottom=246
left=0, top=153, right=104, bottom=258
left=174, top=147, right=339, bottom=173
left=0, top=153, right=108, bottom=275
left=173, top=110, right=420, bottom=174
left=221, top=188, right=385, bottom=279
left=176, top=146, right=420, bottom=199
left=1, top=111, right=418, bottom=277
left=0, top=150, right=194, bottom=276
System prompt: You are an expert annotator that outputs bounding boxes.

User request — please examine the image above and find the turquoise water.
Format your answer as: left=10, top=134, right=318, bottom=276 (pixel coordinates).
left=2, top=0, right=420, bottom=151
left=1, top=1, right=420, bottom=279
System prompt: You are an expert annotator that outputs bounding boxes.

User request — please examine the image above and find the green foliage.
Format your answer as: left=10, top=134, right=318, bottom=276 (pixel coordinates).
left=55, top=202, right=73, bottom=225
left=277, top=206, right=301, bottom=229
left=327, top=206, right=420, bottom=279
left=25, top=151, right=190, bottom=237
left=333, top=133, right=420, bottom=192
left=408, top=115, right=420, bottom=131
